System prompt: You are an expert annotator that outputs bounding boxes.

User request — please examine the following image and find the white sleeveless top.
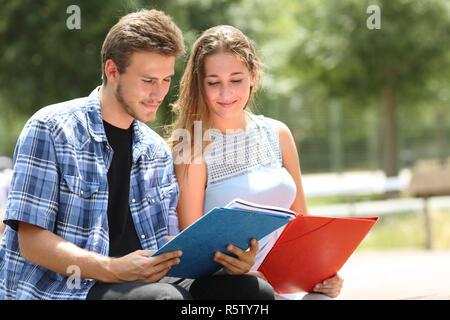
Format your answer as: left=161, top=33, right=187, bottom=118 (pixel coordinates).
left=203, top=113, right=297, bottom=270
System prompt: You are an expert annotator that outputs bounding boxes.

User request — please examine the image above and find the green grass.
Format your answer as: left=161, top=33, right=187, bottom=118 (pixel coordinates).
left=357, top=209, right=450, bottom=251
left=307, top=193, right=387, bottom=207
left=307, top=193, right=450, bottom=251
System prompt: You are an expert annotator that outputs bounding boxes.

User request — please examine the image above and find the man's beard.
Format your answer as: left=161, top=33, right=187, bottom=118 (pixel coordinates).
left=114, top=80, right=137, bottom=121
left=114, top=80, right=158, bottom=124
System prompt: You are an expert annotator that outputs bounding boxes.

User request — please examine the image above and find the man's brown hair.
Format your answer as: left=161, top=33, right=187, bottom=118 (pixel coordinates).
left=101, top=9, right=185, bottom=84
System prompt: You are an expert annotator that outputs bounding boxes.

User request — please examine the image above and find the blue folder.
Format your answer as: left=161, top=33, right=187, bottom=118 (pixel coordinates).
left=151, top=207, right=294, bottom=279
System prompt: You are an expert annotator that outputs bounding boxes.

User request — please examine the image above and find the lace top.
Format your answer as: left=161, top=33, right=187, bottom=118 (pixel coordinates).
left=203, top=113, right=296, bottom=212
left=202, top=113, right=297, bottom=270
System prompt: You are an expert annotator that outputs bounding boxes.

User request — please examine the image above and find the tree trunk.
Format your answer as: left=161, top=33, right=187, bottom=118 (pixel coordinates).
left=380, top=86, right=398, bottom=177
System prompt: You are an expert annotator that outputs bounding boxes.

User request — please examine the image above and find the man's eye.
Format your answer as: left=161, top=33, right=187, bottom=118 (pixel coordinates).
left=142, top=79, right=153, bottom=83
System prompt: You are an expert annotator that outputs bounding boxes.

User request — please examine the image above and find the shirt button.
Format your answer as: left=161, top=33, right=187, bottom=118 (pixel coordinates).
left=141, top=234, right=146, bottom=239
left=132, top=198, right=136, bottom=203
left=150, top=198, right=155, bottom=204
left=80, top=190, right=84, bottom=195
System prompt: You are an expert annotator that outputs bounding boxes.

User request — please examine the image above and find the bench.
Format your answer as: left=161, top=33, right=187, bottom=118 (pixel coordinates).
left=409, top=160, right=450, bottom=249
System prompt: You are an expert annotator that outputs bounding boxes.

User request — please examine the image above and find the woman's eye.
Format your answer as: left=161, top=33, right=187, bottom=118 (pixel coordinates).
left=207, top=82, right=219, bottom=86
left=231, top=79, right=243, bottom=83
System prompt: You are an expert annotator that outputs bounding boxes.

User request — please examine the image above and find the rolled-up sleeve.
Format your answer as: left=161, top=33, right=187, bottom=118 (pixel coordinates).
left=4, top=119, right=59, bottom=232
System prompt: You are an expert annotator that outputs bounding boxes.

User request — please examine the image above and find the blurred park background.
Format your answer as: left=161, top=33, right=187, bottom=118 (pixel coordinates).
left=0, top=0, right=449, bottom=283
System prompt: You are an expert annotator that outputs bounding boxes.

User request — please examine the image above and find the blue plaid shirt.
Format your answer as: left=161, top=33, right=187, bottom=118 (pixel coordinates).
left=0, top=87, right=179, bottom=299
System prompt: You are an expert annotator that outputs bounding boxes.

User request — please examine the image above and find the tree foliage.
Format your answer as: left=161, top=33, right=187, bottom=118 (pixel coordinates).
left=0, top=0, right=448, bottom=175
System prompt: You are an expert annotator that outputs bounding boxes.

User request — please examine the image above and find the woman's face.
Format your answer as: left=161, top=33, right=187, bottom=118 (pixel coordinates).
left=202, top=51, right=255, bottom=129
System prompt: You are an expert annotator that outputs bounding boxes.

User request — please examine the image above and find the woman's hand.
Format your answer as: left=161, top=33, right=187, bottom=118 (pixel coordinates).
left=312, top=273, right=344, bottom=298
left=213, top=238, right=259, bottom=275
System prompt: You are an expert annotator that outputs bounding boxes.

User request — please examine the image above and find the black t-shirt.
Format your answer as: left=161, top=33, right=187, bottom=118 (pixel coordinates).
left=103, top=120, right=142, bottom=257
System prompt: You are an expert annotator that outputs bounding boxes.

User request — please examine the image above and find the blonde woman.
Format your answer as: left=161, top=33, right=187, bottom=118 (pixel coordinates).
left=168, top=25, right=343, bottom=299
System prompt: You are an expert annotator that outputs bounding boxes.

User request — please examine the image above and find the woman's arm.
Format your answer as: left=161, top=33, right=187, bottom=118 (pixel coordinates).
left=174, top=157, right=258, bottom=275
left=267, top=118, right=309, bottom=215
left=174, top=159, right=207, bottom=231
left=267, top=118, right=344, bottom=297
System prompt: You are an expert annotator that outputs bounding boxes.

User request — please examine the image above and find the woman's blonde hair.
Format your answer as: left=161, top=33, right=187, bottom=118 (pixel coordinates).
left=166, top=25, right=263, bottom=160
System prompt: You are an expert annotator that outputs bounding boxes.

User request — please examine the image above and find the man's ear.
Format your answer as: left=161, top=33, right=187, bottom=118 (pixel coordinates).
left=104, top=59, right=120, bottom=84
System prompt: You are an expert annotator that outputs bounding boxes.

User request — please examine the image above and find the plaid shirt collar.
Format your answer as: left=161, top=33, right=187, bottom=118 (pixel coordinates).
left=86, top=87, right=156, bottom=162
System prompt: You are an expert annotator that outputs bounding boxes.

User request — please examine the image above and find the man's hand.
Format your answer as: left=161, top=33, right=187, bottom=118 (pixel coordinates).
left=213, top=238, right=258, bottom=275
left=312, top=273, right=344, bottom=298
left=107, top=250, right=182, bottom=283
left=18, top=221, right=182, bottom=284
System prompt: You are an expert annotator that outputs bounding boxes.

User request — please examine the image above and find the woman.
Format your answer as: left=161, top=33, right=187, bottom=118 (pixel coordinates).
left=167, top=25, right=343, bottom=298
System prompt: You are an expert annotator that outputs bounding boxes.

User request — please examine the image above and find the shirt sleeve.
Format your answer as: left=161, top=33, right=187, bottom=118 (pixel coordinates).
left=3, top=119, right=59, bottom=232
left=167, top=166, right=180, bottom=237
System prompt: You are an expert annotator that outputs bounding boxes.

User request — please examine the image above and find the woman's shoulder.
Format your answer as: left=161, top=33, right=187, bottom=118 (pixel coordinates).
left=254, top=115, right=297, bottom=159
left=254, top=115, right=292, bottom=140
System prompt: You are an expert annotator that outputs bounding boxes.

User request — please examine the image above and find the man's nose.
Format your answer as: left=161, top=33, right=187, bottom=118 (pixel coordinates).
left=149, top=82, right=166, bottom=102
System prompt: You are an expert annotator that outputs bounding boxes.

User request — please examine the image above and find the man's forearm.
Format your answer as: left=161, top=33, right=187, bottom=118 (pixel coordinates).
left=18, top=222, right=118, bottom=282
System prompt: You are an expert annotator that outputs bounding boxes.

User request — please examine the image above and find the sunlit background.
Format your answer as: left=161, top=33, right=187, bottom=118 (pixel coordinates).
left=0, top=0, right=449, bottom=299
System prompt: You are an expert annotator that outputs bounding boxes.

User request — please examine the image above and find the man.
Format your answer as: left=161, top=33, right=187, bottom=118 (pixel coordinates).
left=0, top=9, right=273, bottom=300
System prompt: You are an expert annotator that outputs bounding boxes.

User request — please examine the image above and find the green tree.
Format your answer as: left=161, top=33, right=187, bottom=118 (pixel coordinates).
left=229, top=0, right=450, bottom=176
left=283, top=0, right=449, bottom=176
left=0, top=0, right=239, bottom=156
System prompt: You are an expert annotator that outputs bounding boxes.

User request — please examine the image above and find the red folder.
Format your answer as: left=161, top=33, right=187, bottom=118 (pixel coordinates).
left=258, top=215, right=378, bottom=294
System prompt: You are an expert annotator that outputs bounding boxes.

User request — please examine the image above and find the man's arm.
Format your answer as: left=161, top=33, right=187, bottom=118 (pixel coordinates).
left=18, top=222, right=182, bottom=283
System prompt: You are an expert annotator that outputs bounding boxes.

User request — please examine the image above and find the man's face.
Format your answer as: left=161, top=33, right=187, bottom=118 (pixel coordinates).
left=113, top=51, right=175, bottom=124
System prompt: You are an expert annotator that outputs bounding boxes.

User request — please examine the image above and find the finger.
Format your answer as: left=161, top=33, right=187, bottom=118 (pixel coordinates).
left=227, top=239, right=258, bottom=257
left=214, top=252, right=247, bottom=273
left=226, top=243, right=257, bottom=264
left=226, top=244, right=246, bottom=259
left=314, top=287, right=340, bottom=298
left=314, top=279, right=343, bottom=291
left=133, top=249, right=155, bottom=257
left=313, top=279, right=343, bottom=297
left=143, top=267, right=171, bottom=283
left=319, top=274, right=343, bottom=287
left=151, top=250, right=183, bottom=264
left=249, top=238, right=259, bottom=253
left=216, top=258, right=244, bottom=275
left=144, top=256, right=180, bottom=279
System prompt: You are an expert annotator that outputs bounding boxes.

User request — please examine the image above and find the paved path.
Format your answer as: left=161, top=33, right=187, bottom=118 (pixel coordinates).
left=337, top=249, right=450, bottom=300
